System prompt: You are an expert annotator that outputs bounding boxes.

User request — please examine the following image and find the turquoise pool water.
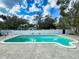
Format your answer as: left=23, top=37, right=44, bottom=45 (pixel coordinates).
left=4, top=35, right=75, bottom=47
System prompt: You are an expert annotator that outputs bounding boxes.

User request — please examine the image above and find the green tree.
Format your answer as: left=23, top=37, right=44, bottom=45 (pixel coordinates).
left=40, top=16, right=56, bottom=29
left=57, top=0, right=71, bottom=16
left=33, top=14, right=56, bottom=29
left=33, top=14, right=43, bottom=29
left=0, top=15, right=29, bottom=30
left=57, top=0, right=79, bottom=33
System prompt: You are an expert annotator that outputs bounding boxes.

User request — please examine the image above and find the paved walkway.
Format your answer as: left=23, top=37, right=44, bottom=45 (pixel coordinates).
left=0, top=35, right=79, bottom=59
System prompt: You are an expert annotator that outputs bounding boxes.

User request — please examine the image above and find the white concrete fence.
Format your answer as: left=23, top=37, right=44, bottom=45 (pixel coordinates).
left=0, top=29, right=71, bottom=35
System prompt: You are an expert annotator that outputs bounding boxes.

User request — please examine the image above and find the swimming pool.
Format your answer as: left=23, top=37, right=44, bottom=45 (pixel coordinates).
left=4, top=35, right=77, bottom=48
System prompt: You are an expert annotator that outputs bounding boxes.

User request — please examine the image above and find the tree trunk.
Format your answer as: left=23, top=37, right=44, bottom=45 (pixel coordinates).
left=70, top=27, right=76, bottom=33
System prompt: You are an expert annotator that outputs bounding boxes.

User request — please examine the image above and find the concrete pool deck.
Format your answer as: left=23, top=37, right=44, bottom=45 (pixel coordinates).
left=0, top=35, right=79, bottom=59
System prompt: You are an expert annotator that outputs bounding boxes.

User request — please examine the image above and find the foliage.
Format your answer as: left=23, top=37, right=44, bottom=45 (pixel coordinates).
left=56, top=0, right=71, bottom=16
left=33, top=15, right=56, bottom=29
left=40, top=16, right=56, bottom=29
left=0, top=15, right=29, bottom=30
left=57, top=0, right=79, bottom=33
left=33, top=14, right=43, bottom=29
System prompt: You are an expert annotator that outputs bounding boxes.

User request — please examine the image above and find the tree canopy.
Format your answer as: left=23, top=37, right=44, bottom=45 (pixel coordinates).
left=0, top=15, right=29, bottom=30
left=33, top=15, right=56, bottom=29
left=57, top=0, right=79, bottom=33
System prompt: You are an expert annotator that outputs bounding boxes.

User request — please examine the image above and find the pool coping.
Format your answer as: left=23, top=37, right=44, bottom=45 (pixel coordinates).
left=0, top=34, right=78, bottom=48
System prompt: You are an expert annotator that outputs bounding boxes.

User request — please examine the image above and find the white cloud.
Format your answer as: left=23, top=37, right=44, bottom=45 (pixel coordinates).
left=42, top=0, right=58, bottom=17
left=0, top=0, right=60, bottom=22
left=35, top=0, right=41, bottom=4
left=0, top=2, right=6, bottom=8
left=9, top=4, right=20, bottom=14
left=0, top=12, right=4, bottom=15
left=29, top=3, right=41, bottom=12
left=0, top=18, right=4, bottom=22
left=48, top=0, right=57, bottom=7
left=22, top=0, right=28, bottom=8
left=43, top=4, right=50, bottom=17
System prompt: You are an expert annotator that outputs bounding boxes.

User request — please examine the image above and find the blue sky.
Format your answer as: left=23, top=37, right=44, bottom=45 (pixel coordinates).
left=0, top=0, right=60, bottom=21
